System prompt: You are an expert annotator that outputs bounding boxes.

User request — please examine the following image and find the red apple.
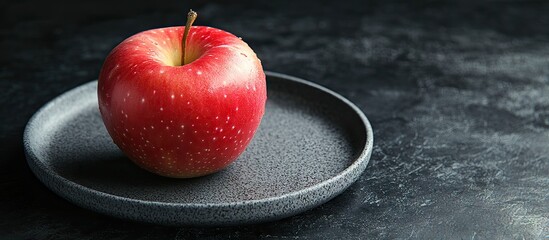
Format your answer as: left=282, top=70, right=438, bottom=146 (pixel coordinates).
left=97, top=11, right=266, bottom=178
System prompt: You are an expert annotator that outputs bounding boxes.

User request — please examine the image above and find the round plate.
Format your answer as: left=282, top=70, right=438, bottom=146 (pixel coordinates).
left=24, top=72, right=373, bottom=226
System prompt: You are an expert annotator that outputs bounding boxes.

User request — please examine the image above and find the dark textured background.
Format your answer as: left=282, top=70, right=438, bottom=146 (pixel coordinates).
left=1, top=0, right=549, bottom=239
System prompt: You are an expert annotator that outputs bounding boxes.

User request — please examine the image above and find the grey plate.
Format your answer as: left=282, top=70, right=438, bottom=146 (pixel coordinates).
left=24, top=71, right=373, bottom=226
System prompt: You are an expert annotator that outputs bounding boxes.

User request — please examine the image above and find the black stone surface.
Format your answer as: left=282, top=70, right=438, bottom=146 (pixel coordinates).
left=1, top=0, right=548, bottom=239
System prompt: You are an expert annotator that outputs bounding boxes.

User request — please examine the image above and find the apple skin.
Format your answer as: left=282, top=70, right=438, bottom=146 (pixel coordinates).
left=98, top=26, right=266, bottom=178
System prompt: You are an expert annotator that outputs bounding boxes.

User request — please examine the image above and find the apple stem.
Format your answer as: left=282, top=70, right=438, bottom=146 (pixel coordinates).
left=182, top=10, right=198, bottom=65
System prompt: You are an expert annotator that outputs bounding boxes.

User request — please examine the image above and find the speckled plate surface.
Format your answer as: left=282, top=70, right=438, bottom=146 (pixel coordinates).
left=24, top=72, right=373, bottom=226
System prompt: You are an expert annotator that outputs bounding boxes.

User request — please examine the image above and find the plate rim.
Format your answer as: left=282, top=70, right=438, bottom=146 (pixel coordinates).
left=23, top=71, right=374, bottom=223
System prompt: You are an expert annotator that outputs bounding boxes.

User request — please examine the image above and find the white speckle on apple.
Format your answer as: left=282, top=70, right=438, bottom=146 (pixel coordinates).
left=171, top=94, right=175, bottom=99
left=166, top=126, right=169, bottom=130
left=231, top=126, right=235, bottom=130
left=213, top=137, right=217, bottom=141
left=180, top=125, right=185, bottom=129
left=180, top=94, right=183, bottom=97
left=237, top=130, right=241, bottom=134
left=197, top=71, right=202, bottom=75
left=194, top=131, right=198, bottom=134
left=141, top=98, right=145, bottom=103
left=219, top=128, right=224, bottom=132
left=196, top=116, right=199, bottom=120
left=215, top=116, right=219, bottom=120
left=162, top=41, right=166, bottom=45
left=187, top=101, right=191, bottom=105
left=214, top=57, right=218, bottom=60
left=160, top=107, right=163, bottom=111
left=150, top=126, right=154, bottom=129
left=153, top=90, right=156, bottom=94
left=160, top=70, right=165, bottom=74
left=236, top=107, right=239, bottom=111
left=133, top=71, right=137, bottom=75
left=223, top=94, right=227, bottom=98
